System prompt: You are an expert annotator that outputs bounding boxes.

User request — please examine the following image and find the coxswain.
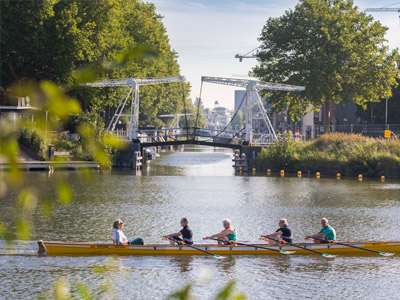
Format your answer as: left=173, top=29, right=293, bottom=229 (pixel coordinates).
left=112, top=219, right=144, bottom=245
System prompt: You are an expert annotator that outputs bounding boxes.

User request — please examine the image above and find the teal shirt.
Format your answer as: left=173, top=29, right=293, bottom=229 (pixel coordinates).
left=227, top=229, right=237, bottom=241
left=320, top=225, right=336, bottom=241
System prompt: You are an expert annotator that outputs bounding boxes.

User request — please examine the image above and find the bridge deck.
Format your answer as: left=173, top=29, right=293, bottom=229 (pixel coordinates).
left=140, top=139, right=243, bottom=149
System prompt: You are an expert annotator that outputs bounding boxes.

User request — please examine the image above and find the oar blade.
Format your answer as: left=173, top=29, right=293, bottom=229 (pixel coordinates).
left=322, top=253, right=336, bottom=258
left=213, top=255, right=226, bottom=259
left=380, top=252, right=395, bottom=257
left=280, top=250, right=296, bottom=255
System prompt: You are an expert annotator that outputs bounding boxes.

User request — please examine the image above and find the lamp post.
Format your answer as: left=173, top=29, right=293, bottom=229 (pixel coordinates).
left=385, top=97, right=388, bottom=125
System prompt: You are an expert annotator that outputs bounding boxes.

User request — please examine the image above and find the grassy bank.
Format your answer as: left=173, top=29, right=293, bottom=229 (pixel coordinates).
left=255, top=133, right=400, bottom=178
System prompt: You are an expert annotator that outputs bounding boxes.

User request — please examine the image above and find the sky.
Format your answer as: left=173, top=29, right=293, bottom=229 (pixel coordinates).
left=150, top=0, right=400, bottom=110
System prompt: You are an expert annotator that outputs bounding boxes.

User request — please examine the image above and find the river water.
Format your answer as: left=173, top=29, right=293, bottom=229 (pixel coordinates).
left=1, top=146, right=400, bottom=299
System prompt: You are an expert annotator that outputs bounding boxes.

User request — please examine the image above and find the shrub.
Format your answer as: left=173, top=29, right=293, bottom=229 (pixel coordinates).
left=257, top=139, right=298, bottom=171
left=18, top=128, right=47, bottom=159
left=256, top=133, right=400, bottom=178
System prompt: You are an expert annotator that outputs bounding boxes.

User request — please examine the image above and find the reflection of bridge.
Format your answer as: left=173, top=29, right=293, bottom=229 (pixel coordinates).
left=83, top=76, right=304, bottom=149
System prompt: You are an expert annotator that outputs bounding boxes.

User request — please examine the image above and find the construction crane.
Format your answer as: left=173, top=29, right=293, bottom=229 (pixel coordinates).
left=366, top=2, right=400, bottom=17
left=235, top=47, right=259, bottom=62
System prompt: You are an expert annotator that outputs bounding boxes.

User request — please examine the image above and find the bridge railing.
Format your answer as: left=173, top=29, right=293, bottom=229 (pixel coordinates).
left=108, top=127, right=245, bottom=145
left=109, top=129, right=130, bottom=141
left=253, top=133, right=279, bottom=145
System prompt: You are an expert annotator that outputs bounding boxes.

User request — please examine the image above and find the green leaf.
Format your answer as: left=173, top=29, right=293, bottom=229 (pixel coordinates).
left=168, top=283, right=194, bottom=300
left=214, top=280, right=236, bottom=300
left=16, top=218, right=31, bottom=240
left=57, top=181, right=73, bottom=205
left=18, top=189, right=38, bottom=211
left=40, top=81, right=81, bottom=119
left=53, top=277, right=72, bottom=300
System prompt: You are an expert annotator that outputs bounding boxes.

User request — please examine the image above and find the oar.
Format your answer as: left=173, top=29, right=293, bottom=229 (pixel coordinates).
left=310, top=237, right=395, bottom=257
left=208, top=238, right=295, bottom=254
left=262, top=236, right=336, bottom=258
left=164, top=237, right=225, bottom=259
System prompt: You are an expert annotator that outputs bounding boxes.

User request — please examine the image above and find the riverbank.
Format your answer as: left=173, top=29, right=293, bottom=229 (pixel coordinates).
left=255, top=133, right=400, bottom=178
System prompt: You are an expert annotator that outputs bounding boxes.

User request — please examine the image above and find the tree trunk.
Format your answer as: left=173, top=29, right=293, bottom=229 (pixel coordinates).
left=323, top=100, right=331, bottom=133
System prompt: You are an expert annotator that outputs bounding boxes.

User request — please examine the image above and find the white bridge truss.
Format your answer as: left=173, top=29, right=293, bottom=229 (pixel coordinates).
left=83, top=76, right=184, bottom=141
left=201, top=76, right=305, bottom=144
left=83, top=75, right=304, bottom=145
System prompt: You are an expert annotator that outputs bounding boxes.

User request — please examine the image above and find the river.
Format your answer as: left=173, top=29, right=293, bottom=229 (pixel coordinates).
left=1, top=146, right=400, bottom=299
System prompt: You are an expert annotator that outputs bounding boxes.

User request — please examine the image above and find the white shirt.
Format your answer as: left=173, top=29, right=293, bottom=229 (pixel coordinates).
left=113, top=229, right=128, bottom=245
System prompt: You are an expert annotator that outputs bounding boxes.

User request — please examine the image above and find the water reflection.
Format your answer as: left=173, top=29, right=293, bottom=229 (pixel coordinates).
left=216, top=256, right=236, bottom=273
left=169, top=255, right=194, bottom=273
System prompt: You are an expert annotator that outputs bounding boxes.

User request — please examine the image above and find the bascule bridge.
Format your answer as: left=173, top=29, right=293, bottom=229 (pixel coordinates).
left=82, top=76, right=304, bottom=167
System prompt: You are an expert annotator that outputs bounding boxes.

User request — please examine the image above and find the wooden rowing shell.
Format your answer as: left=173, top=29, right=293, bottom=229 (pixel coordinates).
left=37, top=240, right=400, bottom=256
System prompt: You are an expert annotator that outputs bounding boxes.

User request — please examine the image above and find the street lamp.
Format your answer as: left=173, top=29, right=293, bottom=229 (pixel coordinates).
left=385, top=97, right=388, bottom=125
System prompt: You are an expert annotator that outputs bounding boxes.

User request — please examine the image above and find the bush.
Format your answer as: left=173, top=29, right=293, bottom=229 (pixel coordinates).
left=256, top=133, right=400, bottom=178
left=18, top=128, right=47, bottom=159
left=257, top=138, right=298, bottom=171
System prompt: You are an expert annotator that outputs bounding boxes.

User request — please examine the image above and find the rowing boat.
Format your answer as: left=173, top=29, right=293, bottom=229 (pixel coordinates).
left=37, top=240, right=400, bottom=256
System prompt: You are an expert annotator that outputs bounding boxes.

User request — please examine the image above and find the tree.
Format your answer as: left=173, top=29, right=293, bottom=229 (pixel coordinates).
left=230, top=110, right=244, bottom=130
left=1, top=0, right=190, bottom=127
left=357, top=77, right=400, bottom=124
left=252, top=0, right=399, bottom=131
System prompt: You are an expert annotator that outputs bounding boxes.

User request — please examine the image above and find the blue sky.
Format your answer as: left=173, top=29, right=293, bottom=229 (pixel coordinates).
left=151, top=0, right=400, bottom=109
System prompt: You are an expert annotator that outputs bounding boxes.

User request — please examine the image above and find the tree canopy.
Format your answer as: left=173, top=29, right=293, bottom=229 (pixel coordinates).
left=1, top=0, right=196, bottom=128
left=357, top=77, right=400, bottom=124
left=252, top=0, right=399, bottom=128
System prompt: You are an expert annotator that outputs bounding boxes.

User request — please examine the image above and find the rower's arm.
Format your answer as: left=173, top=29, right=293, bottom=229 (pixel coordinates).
left=305, top=232, right=322, bottom=240
left=204, top=229, right=233, bottom=240
left=163, top=232, right=182, bottom=238
left=268, top=231, right=282, bottom=238
left=214, top=228, right=233, bottom=238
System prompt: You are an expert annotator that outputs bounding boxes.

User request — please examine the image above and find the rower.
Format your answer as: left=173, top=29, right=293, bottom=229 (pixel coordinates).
left=260, top=218, right=293, bottom=245
left=304, top=217, right=336, bottom=243
left=203, top=218, right=237, bottom=245
left=163, top=217, right=193, bottom=245
left=113, top=219, right=144, bottom=245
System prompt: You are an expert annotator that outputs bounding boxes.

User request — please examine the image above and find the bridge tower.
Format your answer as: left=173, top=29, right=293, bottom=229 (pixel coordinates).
left=82, top=77, right=185, bottom=142
left=201, top=76, right=305, bottom=144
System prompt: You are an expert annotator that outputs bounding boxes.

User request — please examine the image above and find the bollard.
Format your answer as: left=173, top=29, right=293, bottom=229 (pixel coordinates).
left=297, top=171, right=302, bottom=177
left=381, top=176, right=385, bottom=182
left=280, top=170, right=285, bottom=177
left=336, top=173, right=341, bottom=179
left=358, top=174, right=363, bottom=181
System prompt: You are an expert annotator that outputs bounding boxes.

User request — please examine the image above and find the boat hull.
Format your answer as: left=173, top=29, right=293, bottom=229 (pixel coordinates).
left=38, top=240, right=400, bottom=256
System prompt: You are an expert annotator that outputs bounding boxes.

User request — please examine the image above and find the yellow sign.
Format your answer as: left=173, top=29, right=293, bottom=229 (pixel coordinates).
left=384, top=130, right=391, bottom=138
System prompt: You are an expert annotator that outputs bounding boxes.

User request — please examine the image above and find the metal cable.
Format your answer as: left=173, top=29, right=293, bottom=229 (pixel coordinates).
left=181, top=81, right=189, bottom=140
left=202, top=90, right=247, bottom=142
left=194, top=80, right=204, bottom=135
left=381, top=2, right=400, bottom=8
